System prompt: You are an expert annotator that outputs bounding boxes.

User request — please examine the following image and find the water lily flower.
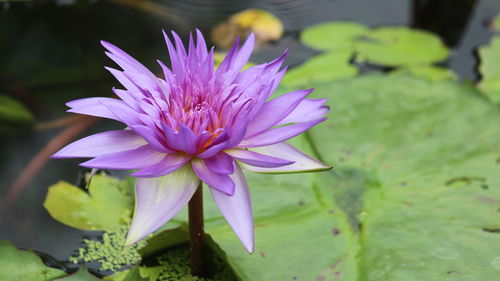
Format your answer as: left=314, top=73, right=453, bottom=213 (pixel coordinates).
left=52, top=30, right=330, bottom=253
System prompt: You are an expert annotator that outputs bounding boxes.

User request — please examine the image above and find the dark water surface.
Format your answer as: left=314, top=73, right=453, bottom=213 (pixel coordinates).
left=1, top=0, right=499, bottom=261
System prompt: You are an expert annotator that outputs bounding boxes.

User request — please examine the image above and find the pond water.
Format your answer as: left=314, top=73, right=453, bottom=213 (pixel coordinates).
left=0, top=0, right=499, bottom=262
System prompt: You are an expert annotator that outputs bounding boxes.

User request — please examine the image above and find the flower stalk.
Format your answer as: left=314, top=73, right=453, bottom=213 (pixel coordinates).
left=188, top=182, right=206, bottom=277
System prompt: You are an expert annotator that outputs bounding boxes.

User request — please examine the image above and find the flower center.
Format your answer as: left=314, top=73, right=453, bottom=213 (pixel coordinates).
left=193, top=101, right=209, bottom=112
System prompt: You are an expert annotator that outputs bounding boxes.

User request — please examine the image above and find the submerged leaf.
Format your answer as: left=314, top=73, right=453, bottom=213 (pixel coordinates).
left=355, top=27, right=449, bottom=66
left=0, top=240, right=66, bottom=281
left=44, top=174, right=133, bottom=231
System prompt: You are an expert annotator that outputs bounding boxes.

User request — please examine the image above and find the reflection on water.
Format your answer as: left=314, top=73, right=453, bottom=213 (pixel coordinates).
left=0, top=0, right=499, bottom=261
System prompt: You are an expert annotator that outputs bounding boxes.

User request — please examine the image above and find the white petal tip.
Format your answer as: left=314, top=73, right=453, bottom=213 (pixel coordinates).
left=242, top=163, right=333, bottom=174
left=243, top=240, right=255, bottom=253
left=124, top=229, right=146, bottom=247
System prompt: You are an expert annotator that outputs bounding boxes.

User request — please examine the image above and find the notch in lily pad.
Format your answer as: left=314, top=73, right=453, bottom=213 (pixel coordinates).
left=478, top=37, right=500, bottom=103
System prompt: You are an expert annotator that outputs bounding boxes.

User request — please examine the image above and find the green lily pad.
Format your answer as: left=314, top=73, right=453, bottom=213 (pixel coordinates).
left=138, top=223, right=187, bottom=257
left=478, top=36, right=500, bottom=103
left=44, top=174, right=134, bottom=231
left=49, top=73, right=500, bottom=280
left=54, top=267, right=101, bottom=280
left=301, top=21, right=369, bottom=50
left=207, top=191, right=357, bottom=281
left=201, top=136, right=356, bottom=280
left=391, top=65, right=457, bottom=82
left=281, top=50, right=358, bottom=87
left=0, top=240, right=66, bottom=281
left=308, top=74, right=500, bottom=280
left=355, top=27, right=449, bottom=67
left=136, top=135, right=354, bottom=280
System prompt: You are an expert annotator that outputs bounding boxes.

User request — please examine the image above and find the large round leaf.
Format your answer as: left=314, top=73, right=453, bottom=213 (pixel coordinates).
left=308, top=74, right=500, bottom=280
left=301, top=21, right=368, bottom=50
left=150, top=135, right=357, bottom=281
left=391, top=65, right=456, bottom=82
left=355, top=27, right=449, bottom=66
left=281, top=51, right=358, bottom=87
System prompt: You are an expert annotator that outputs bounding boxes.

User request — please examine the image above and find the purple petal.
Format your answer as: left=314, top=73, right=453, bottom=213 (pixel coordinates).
left=112, top=88, right=141, bottom=112
left=264, top=50, right=288, bottom=74
left=101, top=40, right=156, bottom=78
left=239, top=142, right=331, bottom=173
left=216, top=37, right=240, bottom=74
left=277, top=98, right=329, bottom=125
left=162, top=124, right=199, bottom=155
left=231, top=33, right=255, bottom=72
left=267, top=67, right=287, bottom=98
left=125, top=165, right=200, bottom=245
left=131, top=153, right=191, bottom=177
left=196, top=132, right=230, bottom=158
left=106, top=55, right=160, bottom=91
left=163, top=30, right=184, bottom=78
left=177, top=124, right=199, bottom=155
left=226, top=117, right=249, bottom=148
left=105, top=67, right=141, bottom=93
left=66, top=97, right=131, bottom=121
left=245, top=89, right=312, bottom=137
left=210, top=164, right=254, bottom=252
left=52, top=130, right=146, bottom=159
left=196, top=140, right=229, bottom=159
left=172, top=31, right=188, bottom=58
left=98, top=100, right=144, bottom=127
left=129, top=124, right=172, bottom=153
left=191, top=158, right=235, bottom=195
left=225, top=148, right=294, bottom=168
left=239, top=118, right=327, bottom=147
left=205, top=152, right=235, bottom=174
left=80, top=145, right=165, bottom=170
left=195, top=29, right=208, bottom=60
